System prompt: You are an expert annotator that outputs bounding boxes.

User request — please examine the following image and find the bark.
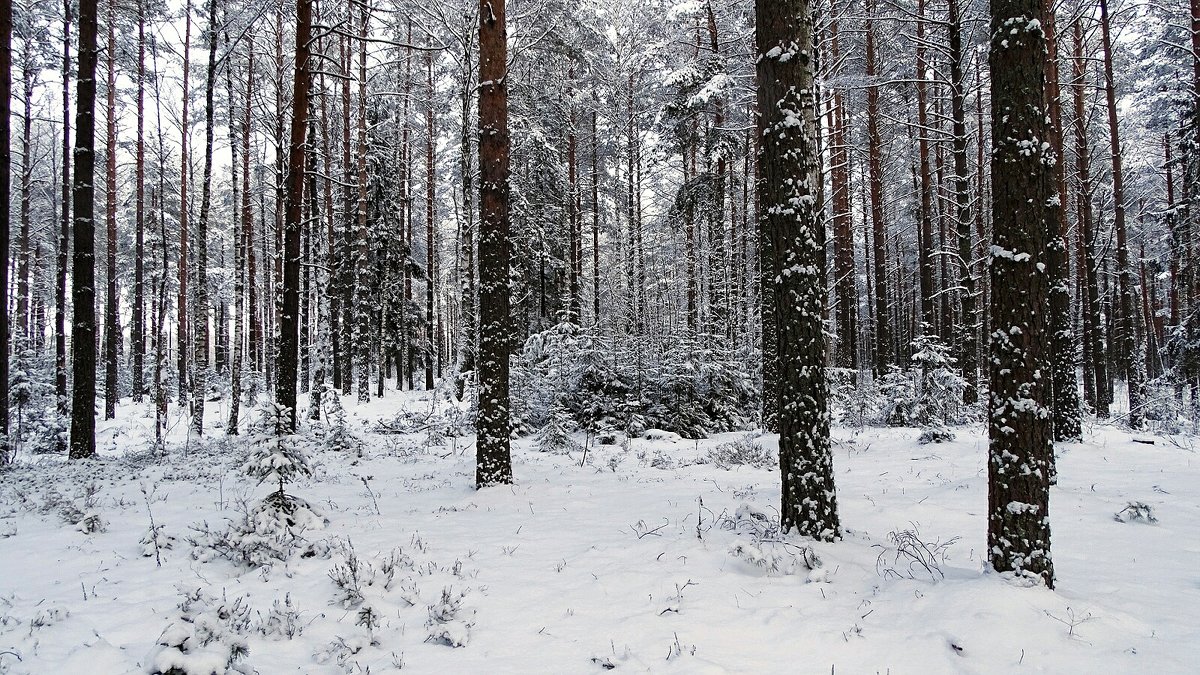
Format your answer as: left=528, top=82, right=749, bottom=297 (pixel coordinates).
left=426, top=50, right=437, bottom=390
left=916, top=0, right=937, bottom=332
left=829, top=13, right=856, bottom=370
left=1099, top=0, right=1143, bottom=428
left=0, top=0, right=10, bottom=456
left=1044, top=2, right=1081, bottom=442
left=132, top=0, right=146, bottom=403
left=277, top=0, right=313, bottom=432
left=476, top=0, right=513, bottom=487
left=756, top=0, right=840, bottom=540
left=353, top=6, right=371, bottom=403
left=948, top=0, right=979, bottom=403
left=228, top=41, right=248, bottom=435
left=55, top=1, right=70, bottom=447
left=1074, top=14, right=1108, bottom=416
left=192, top=0, right=218, bottom=434
left=103, top=0, right=117, bottom=420
left=987, top=0, right=1055, bottom=587
left=866, top=0, right=892, bottom=373
left=178, top=0, right=191, bottom=405
left=69, top=0, right=100, bottom=460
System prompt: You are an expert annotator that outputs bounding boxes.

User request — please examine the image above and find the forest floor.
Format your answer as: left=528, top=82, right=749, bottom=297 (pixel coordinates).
left=0, top=388, right=1197, bottom=674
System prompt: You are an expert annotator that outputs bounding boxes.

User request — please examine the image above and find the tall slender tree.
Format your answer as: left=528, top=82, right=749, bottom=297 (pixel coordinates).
left=476, top=0, right=513, bottom=488
left=132, top=0, right=146, bottom=404
left=192, top=0, right=218, bottom=434
left=69, top=0, right=100, bottom=460
left=277, top=0, right=313, bottom=432
left=103, top=0, right=118, bottom=420
left=0, top=0, right=11, bottom=459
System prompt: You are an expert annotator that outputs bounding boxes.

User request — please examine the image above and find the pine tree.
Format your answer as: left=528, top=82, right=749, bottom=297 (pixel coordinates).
left=476, top=0, right=513, bottom=488
left=756, top=0, right=840, bottom=540
left=987, top=0, right=1056, bottom=587
left=69, top=0, right=100, bottom=460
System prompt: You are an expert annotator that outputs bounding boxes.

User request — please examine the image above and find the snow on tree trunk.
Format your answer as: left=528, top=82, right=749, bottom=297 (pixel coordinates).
left=756, top=0, right=840, bottom=541
left=986, top=0, right=1055, bottom=587
left=475, top=0, right=513, bottom=488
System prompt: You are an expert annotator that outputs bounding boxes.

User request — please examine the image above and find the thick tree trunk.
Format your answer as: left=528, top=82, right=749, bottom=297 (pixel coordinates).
left=69, top=0, right=100, bottom=460
left=476, top=0, right=513, bottom=488
left=829, top=14, right=856, bottom=370
left=756, top=0, right=840, bottom=540
left=987, top=0, right=1056, bottom=587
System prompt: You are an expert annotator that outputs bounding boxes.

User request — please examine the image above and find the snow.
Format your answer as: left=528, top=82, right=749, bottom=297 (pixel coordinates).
left=0, top=391, right=1198, bottom=673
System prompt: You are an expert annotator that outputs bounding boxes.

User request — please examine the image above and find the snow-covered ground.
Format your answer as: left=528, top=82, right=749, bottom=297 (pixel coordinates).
left=0, top=389, right=1197, bottom=674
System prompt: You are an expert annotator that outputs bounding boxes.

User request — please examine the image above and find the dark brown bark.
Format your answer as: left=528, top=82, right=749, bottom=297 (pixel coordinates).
left=1073, top=15, right=1107, bottom=415
left=191, top=0, right=217, bottom=434
left=987, top=0, right=1055, bottom=586
left=829, top=14, right=856, bottom=370
left=1045, top=1, right=1081, bottom=442
left=756, top=0, right=840, bottom=540
left=948, top=0, right=979, bottom=403
left=426, top=50, right=437, bottom=391
left=866, top=0, right=892, bottom=373
left=916, top=0, right=937, bottom=333
left=0, top=0, right=10, bottom=455
left=56, top=1, right=70, bottom=445
left=1099, top=0, right=1142, bottom=428
left=133, top=0, right=146, bottom=403
left=103, top=0, right=117, bottom=420
left=69, top=0, right=100, bottom=460
left=476, top=0, right=513, bottom=487
left=276, top=0, right=312, bottom=432
left=178, top=0, right=191, bottom=405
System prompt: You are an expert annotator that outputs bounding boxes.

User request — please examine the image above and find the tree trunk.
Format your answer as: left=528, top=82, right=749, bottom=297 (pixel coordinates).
left=0, top=0, right=10, bottom=458
left=915, top=0, right=936, bottom=333
left=1099, top=0, right=1143, bottom=428
left=353, top=6, right=371, bottom=403
left=1073, top=14, right=1108, bottom=416
left=756, top=0, right=840, bottom=540
left=69, top=0, right=100, bottom=460
left=987, top=0, right=1056, bottom=587
left=178, top=0, right=191, bottom=406
left=426, top=50, right=437, bottom=391
left=103, top=0, right=118, bottom=420
left=56, top=0, right=71, bottom=450
left=276, top=0, right=312, bottom=432
left=132, top=0, right=146, bottom=404
left=1044, top=1, right=1081, bottom=442
left=191, top=0, right=217, bottom=434
left=948, top=0, right=978, bottom=403
left=476, top=0, right=513, bottom=488
left=829, top=13, right=856, bottom=370
left=866, top=0, right=892, bottom=373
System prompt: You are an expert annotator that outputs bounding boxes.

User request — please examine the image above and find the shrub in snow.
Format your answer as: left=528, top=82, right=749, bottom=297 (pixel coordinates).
left=320, top=412, right=362, bottom=456
left=704, top=434, right=775, bottom=470
left=327, top=540, right=417, bottom=631
left=426, top=586, right=474, bottom=647
left=534, top=403, right=581, bottom=455
left=148, top=588, right=253, bottom=675
left=189, top=495, right=326, bottom=570
left=874, top=527, right=959, bottom=581
left=721, top=504, right=821, bottom=576
left=243, top=404, right=313, bottom=505
left=257, top=595, right=302, bottom=641
left=141, top=524, right=177, bottom=557
left=1114, top=501, right=1158, bottom=524
left=917, top=425, right=956, bottom=445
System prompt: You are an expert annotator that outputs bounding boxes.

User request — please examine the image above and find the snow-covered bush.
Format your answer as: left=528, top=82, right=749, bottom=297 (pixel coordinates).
left=917, top=425, right=956, bottom=444
left=426, top=586, right=474, bottom=647
left=534, top=403, right=581, bottom=455
left=874, top=527, right=959, bottom=581
left=722, top=504, right=821, bottom=576
left=319, top=412, right=362, bottom=456
left=1114, top=501, right=1158, bottom=524
left=704, top=434, right=775, bottom=470
left=148, top=587, right=254, bottom=675
left=243, top=404, right=313, bottom=506
left=258, top=595, right=302, bottom=641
